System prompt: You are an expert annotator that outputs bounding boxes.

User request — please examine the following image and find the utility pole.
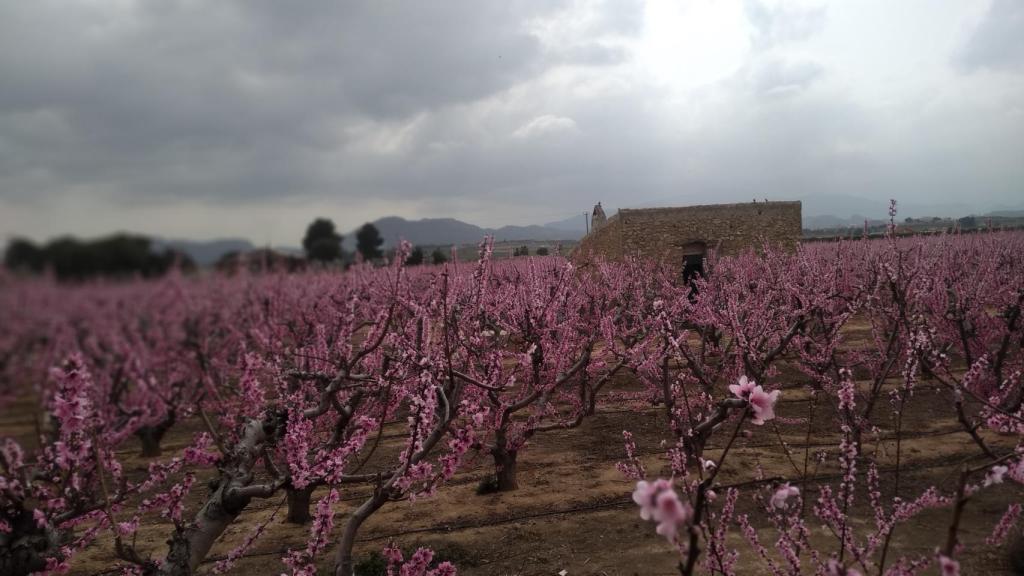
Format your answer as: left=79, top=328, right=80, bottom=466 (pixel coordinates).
left=584, top=211, right=589, bottom=235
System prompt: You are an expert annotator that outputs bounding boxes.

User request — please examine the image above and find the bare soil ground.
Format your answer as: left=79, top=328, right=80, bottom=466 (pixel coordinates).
left=4, top=327, right=1022, bottom=575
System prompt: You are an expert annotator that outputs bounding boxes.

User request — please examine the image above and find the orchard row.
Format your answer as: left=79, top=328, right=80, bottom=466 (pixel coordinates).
left=1, top=226, right=1022, bottom=575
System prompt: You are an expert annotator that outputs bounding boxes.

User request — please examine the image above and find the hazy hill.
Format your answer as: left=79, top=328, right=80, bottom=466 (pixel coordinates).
left=153, top=238, right=254, bottom=266
left=343, top=216, right=584, bottom=250
left=803, top=214, right=880, bottom=230
left=543, top=214, right=589, bottom=233
left=134, top=194, right=1024, bottom=262
left=800, top=195, right=1024, bottom=229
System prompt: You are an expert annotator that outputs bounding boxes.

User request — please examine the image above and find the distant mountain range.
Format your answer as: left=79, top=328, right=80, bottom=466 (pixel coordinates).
left=340, top=216, right=585, bottom=251
left=153, top=238, right=255, bottom=266
left=799, top=197, right=1024, bottom=230
left=153, top=194, right=1023, bottom=265
left=802, top=214, right=884, bottom=230
left=798, top=195, right=972, bottom=229
left=151, top=218, right=587, bottom=266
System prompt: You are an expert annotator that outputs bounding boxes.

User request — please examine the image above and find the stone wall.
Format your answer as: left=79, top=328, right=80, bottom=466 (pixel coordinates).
left=574, top=201, right=801, bottom=268
left=578, top=213, right=623, bottom=259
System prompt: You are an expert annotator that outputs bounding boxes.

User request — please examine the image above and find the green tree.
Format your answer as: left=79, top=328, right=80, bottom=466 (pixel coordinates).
left=513, top=245, right=529, bottom=257
left=4, top=234, right=192, bottom=280
left=4, top=238, right=45, bottom=272
left=356, top=223, right=384, bottom=261
left=431, top=247, right=448, bottom=265
left=406, top=246, right=425, bottom=266
left=535, top=247, right=549, bottom=256
left=302, top=218, right=343, bottom=263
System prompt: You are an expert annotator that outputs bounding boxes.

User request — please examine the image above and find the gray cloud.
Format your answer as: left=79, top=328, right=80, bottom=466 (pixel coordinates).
left=745, top=58, right=825, bottom=97
left=955, top=0, right=1024, bottom=73
left=744, top=0, right=827, bottom=49
left=0, top=0, right=1021, bottom=245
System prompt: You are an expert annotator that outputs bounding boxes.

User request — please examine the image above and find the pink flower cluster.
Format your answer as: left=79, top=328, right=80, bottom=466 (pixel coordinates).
left=770, top=483, right=800, bottom=509
left=383, top=544, right=457, bottom=576
left=825, top=559, right=862, bottom=576
left=632, top=479, right=693, bottom=543
left=728, top=376, right=781, bottom=425
left=282, top=488, right=341, bottom=576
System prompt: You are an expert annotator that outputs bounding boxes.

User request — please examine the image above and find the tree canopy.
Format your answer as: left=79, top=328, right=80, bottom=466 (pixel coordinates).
left=356, top=223, right=384, bottom=261
left=302, top=218, right=343, bottom=263
left=405, top=246, right=425, bottom=266
left=4, top=235, right=193, bottom=280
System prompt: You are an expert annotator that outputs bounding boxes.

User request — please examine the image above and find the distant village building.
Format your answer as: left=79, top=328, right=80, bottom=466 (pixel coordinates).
left=574, top=201, right=802, bottom=274
left=591, top=202, right=607, bottom=232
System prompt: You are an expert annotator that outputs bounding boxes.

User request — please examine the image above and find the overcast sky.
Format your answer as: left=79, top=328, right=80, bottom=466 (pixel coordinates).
left=1, top=0, right=1021, bottom=245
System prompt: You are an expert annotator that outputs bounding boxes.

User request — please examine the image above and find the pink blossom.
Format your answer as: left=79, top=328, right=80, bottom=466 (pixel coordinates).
left=984, top=464, right=1008, bottom=487
left=837, top=372, right=857, bottom=412
left=632, top=479, right=693, bottom=543
left=632, top=479, right=672, bottom=521
left=748, top=386, right=780, bottom=425
left=182, top=432, right=221, bottom=466
left=987, top=504, right=1021, bottom=546
left=728, top=376, right=781, bottom=425
left=770, top=483, right=800, bottom=509
left=116, top=518, right=140, bottom=537
left=653, top=489, right=692, bottom=543
left=1010, top=457, right=1024, bottom=484
left=383, top=545, right=458, bottom=576
left=938, top=555, right=959, bottom=576
left=728, top=375, right=757, bottom=398
left=383, top=542, right=404, bottom=565
left=471, top=410, right=487, bottom=428
left=281, top=488, right=340, bottom=575
left=617, top=431, right=646, bottom=481
left=33, top=508, right=48, bottom=528
left=825, top=559, right=861, bottom=576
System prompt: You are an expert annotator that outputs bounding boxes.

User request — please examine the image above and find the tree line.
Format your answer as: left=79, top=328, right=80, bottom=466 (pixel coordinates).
left=3, top=216, right=557, bottom=281
left=302, top=218, right=448, bottom=266
left=3, top=235, right=194, bottom=280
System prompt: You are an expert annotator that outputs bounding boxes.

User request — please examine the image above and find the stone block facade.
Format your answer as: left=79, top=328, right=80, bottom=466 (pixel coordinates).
left=574, top=201, right=801, bottom=268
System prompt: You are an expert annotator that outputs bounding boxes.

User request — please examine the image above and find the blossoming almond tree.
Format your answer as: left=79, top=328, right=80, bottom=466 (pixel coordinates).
left=2, top=218, right=1022, bottom=575
left=0, top=355, right=203, bottom=574
left=621, top=219, right=1024, bottom=575
left=449, top=247, right=642, bottom=492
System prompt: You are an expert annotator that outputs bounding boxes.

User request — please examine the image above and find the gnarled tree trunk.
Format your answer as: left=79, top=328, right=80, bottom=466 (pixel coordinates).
left=333, top=492, right=387, bottom=576
left=0, top=510, right=60, bottom=576
left=137, top=426, right=166, bottom=458
left=159, top=417, right=277, bottom=576
left=492, top=447, right=519, bottom=492
left=162, top=482, right=251, bottom=576
left=136, top=413, right=175, bottom=458
left=286, top=485, right=315, bottom=525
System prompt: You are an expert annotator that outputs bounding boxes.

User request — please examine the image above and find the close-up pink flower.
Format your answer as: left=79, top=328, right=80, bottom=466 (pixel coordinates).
left=748, top=385, right=781, bottom=425
left=770, top=483, right=800, bottom=509
left=728, top=376, right=781, bottom=425
left=632, top=478, right=673, bottom=522
left=653, top=488, right=692, bottom=543
left=938, top=555, right=960, bottom=576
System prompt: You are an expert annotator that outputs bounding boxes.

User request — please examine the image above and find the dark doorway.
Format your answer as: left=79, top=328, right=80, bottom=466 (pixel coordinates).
left=681, top=242, right=707, bottom=294
left=682, top=254, right=704, bottom=285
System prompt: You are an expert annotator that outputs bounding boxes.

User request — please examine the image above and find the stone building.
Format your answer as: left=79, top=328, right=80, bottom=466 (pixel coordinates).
left=574, top=201, right=802, bottom=274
